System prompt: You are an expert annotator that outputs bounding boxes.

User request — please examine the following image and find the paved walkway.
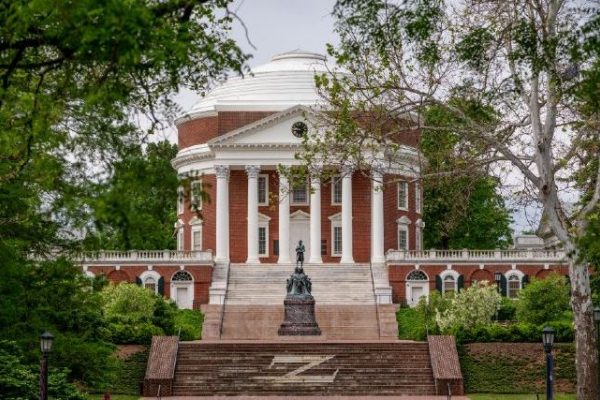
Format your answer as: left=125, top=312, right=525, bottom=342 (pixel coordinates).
left=142, top=396, right=469, bottom=399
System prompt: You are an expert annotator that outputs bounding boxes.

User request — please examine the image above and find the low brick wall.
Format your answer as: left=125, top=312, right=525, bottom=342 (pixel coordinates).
left=143, top=336, right=179, bottom=397
left=428, top=335, right=464, bottom=395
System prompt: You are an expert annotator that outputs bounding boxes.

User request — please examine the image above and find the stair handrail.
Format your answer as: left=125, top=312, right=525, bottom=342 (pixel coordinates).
left=368, top=262, right=383, bottom=338
left=218, top=261, right=231, bottom=338
left=156, top=383, right=161, bottom=400
left=446, top=382, right=452, bottom=399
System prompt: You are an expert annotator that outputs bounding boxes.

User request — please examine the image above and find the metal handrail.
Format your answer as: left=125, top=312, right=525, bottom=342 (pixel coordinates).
left=447, top=382, right=452, bottom=400
left=218, top=262, right=231, bottom=338
left=156, top=384, right=161, bottom=400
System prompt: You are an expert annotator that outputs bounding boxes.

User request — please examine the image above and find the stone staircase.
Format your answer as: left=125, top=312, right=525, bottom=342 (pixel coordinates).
left=213, top=263, right=397, bottom=340
left=171, top=341, right=437, bottom=396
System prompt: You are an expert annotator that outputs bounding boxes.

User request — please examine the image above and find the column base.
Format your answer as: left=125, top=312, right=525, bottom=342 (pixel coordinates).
left=246, top=257, right=261, bottom=264
left=340, top=256, right=355, bottom=264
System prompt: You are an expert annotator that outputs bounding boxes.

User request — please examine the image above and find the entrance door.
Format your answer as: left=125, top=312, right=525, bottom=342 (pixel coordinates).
left=290, top=218, right=310, bottom=262
left=411, top=286, right=424, bottom=305
left=176, top=287, right=189, bottom=309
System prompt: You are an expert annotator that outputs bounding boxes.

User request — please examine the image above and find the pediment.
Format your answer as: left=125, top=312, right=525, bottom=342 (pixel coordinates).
left=290, top=210, right=310, bottom=220
left=209, top=105, right=317, bottom=147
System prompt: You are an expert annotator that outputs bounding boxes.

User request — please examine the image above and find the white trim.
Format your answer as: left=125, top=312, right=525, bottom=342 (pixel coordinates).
left=397, top=181, right=409, bottom=211
left=170, top=270, right=194, bottom=309
left=331, top=175, right=342, bottom=205
left=506, top=270, right=524, bottom=299
left=397, top=224, right=410, bottom=251
left=191, top=224, right=203, bottom=251
left=258, top=174, right=269, bottom=206
left=504, top=269, right=525, bottom=280
left=405, top=269, right=429, bottom=307
left=84, top=270, right=95, bottom=278
left=140, top=270, right=161, bottom=295
left=440, top=269, right=460, bottom=294
left=177, top=228, right=184, bottom=251
left=290, top=210, right=311, bottom=220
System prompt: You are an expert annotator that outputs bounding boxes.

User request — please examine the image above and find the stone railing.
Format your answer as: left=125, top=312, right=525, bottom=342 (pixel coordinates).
left=386, top=249, right=565, bottom=263
left=80, top=250, right=213, bottom=264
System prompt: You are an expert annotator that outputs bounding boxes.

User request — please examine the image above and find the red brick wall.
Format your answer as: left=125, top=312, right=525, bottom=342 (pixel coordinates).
left=177, top=117, right=218, bottom=149
left=87, top=265, right=212, bottom=306
left=388, top=264, right=570, bottom=304
left=229, top=170, right=248, bottom=263
left=217, top=111, right=275, bottom=134
left=383, top=174, right=422, bottom=252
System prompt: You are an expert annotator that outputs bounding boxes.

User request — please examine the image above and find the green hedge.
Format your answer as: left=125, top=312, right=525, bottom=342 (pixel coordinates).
left=453, top=320, right=573, bottom=344
left=461, top=343, right=576, bottom=393
left=108, top=349, right=148, bottom=395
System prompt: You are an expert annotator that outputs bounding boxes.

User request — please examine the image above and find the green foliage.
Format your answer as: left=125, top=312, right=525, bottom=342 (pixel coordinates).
left=175, top=309, right=204, bottom=341
left=0, top=341, right=86, bottom=400
left=85, top=141, right=179, bottom=250
left=461, top=343, right=576, bottom=394
left=454, top=321, right=574, bottom=344
left=436, top=282, right=502, bottom=332
left=516, top=274, right=571, bottom=325
left=497, top=297, right=517, bottom=322
left=397, top=307, right=427, bottom=341
left=104, top=349, right=148, bottom=396
left=101, top=283, right=179, bottom=344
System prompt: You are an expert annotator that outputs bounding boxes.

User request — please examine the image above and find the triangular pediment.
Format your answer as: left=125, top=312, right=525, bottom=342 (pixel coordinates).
left=290, top=210, right=310, bottom=220
left=209, top=105, right=317, bottom=147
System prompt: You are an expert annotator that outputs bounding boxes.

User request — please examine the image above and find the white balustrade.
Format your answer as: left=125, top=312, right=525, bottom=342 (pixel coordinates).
left=80, top=250, right=214, bottom=264
left=386, top=249, right=565, bottom=262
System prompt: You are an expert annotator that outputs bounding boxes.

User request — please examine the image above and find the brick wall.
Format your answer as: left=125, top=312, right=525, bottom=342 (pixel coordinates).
left=383, top=174, right=422, bottom=252
left=389, top=264, right=569, bottom=304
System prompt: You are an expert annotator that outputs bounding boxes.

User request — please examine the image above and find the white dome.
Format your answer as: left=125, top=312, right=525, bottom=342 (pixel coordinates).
left=179, top=50, right=332, bottom=121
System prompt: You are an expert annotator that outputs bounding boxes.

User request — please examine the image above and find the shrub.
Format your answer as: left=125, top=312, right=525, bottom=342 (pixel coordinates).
left=175, top=309, right=204, bottom=341
left=107, top=322, right=164, bottom=345
left=516, top=273, right=571, bottom=325
left=101, top=284, right=156, bottom=323
left=497, top=297, right=517, bottom=321
left=436, top=281, right=502, bottom=332
left=453, top=321, right=574, bottom=344
left=397, top=307, right=428, bottom=341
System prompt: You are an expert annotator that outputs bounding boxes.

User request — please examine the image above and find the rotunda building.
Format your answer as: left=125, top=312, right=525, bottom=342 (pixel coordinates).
left=172, top=50, right=424, bottom=266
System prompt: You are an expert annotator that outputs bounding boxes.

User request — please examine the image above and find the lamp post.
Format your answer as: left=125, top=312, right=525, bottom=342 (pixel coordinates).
left=39, top=331, right=54, bottom=400
left=494, top=272, right=502, bottom=293
left=594, top=306, right=600, bottom=393
left=542, top=326, right=555, bottom=400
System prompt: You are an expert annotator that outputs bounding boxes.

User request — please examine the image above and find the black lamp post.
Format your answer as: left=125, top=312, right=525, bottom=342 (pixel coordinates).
left=542, top=326, right=555, bottom=400
left=39, top=331, right=54, bottom=400
left=594, top=306, right=600, bottom=393
left=494, top=272, right=502, bottom=293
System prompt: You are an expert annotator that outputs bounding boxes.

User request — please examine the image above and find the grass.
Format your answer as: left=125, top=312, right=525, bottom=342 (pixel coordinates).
left=468, top=394, right=575, bottom=400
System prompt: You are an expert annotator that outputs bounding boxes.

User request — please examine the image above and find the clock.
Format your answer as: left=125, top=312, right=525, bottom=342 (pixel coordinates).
left=291, top=121, right=308, bottom=138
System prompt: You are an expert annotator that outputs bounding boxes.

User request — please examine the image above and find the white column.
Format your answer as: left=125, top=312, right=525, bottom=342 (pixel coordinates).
left=371, top=170, right=385, bottom=264
left=246, top=165, right=261, bottom=264
left=278, top=172, right=291, bottom=264
left=341, top=165, right=354, bottom=264
left=215, top=165, right=230, bottom=262
left=309, top=171, right=323, bottom=264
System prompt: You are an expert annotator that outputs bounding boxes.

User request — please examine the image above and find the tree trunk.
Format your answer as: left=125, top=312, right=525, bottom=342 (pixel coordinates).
left=569, top=258, right=598, bottom=400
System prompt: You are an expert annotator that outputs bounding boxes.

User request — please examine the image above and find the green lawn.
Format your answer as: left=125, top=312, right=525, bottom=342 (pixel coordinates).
left=468, top=394, right=575, bottom=400
left=86, top=395, right=139, bottom=400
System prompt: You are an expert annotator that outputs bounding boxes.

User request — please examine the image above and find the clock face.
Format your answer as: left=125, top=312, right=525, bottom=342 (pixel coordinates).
left=291, top=121, right=308, bottom=138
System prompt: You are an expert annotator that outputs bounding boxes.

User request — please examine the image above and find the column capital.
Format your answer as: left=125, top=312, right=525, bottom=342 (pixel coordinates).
left=245, top=165, right=261, bottom=178
left=215, top=165, right=230, bottom=179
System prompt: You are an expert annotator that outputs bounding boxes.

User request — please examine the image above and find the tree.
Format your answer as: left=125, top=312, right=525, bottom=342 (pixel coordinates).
left=85, top=141, right=179, bottom=250
left=0, top=0, right=247, bottom=392
left=516, top=273, right=571, bottom=325
left=303, top=1, right=600, bottom=396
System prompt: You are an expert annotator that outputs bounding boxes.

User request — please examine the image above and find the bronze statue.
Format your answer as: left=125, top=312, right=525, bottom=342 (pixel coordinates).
left=285, top=240, right=311, bottom=297
left=295, top=240, right=305, bottom=268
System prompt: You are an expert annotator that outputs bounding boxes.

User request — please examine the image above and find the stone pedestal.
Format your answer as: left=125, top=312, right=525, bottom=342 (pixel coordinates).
left=278, top=296, right=321, bottom=336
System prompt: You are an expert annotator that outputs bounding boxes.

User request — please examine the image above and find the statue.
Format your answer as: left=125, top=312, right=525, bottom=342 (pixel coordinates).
left=295, top=240, right=305, bottom=268
left=279, top=240, right=321, bottom=336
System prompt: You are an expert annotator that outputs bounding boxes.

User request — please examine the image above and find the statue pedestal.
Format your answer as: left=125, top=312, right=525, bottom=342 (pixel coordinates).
left=278, top=296, right=321, bottom=336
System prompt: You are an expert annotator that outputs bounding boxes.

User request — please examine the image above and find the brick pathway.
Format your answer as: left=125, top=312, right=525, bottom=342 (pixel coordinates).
left=142, top=396, right=470, bottom=399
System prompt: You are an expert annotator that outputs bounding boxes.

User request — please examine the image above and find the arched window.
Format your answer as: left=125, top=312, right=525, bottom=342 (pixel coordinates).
left=406, top=270, right=428, bottom=281
left=443, top=275, right=456, bottom=294
left=172, top=271, right=193, bottom=282
left=507, top=274, right=522, bottom=298
left=144, top=277, right=157, bottom=294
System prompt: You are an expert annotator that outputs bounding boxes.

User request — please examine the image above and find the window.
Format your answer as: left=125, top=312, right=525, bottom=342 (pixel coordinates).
left=331, top=175, right=342, bottom=205
left=415, top=182, right=421, bottom=213
left=191, top=226, right=202, bottom=251
left=258, top=226, right=267, bottom=256
left=191, top=180, right=202, bottom=210
left=172, top=271, right=193, bottom=281
left=397, top=181, right=408, bottom=210
left=333, top=226, right=342, bottom=256
left=443, top=275, right=456, bottom=294
left=406, top=270, right=428, bottom=281
left=177, top=186, right=184, bottom=214
left=144, top=277, right=157, bottom=294
left=508, top=274, right=522, bottom=299
left=177, top=229, right=184, bottom=251
left=291, top=182, right=309, bottom=205
left=398, top=225, right=409, bottom=250
left=415, top=226, right=422, bottom=251
left=258, top=174, right=269, bottom=206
